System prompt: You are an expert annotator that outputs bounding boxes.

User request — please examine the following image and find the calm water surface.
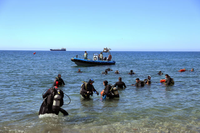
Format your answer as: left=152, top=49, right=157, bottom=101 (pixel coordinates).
left=0, top=51, right=200, bottom=133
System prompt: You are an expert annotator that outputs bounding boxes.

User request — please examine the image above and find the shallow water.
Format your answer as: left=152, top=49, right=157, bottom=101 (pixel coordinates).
left=0, top=51, right=200, bottom=133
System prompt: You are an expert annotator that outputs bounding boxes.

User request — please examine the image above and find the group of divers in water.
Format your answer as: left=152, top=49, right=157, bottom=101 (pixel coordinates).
left=39, top=68, right=194, bottom=117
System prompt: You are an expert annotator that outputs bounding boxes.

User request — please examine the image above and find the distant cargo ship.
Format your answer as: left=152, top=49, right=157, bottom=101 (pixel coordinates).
left=50, top=48, right=66, bottom=51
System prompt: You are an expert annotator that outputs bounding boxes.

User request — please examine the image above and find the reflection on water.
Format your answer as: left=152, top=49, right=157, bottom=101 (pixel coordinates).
left=80, top=98, right=95, bottom=107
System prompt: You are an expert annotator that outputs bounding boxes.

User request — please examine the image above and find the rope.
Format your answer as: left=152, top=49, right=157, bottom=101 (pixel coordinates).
left=64, top=93, right=71, bottom=105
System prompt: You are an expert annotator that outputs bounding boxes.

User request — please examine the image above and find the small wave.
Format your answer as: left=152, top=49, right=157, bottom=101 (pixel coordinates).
left=38, top=113, right=58, bottom=118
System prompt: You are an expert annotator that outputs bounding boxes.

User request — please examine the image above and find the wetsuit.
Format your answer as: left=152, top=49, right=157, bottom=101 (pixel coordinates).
left=148, top=80, right=151, bottom=84
left=39, top=87, right=68, bottom=116
left=102, top=71, right=108, bottom=75
left=165, top=77, right=174, bottom=86
left=145, top=79, right=151, bottom=84
left=135, top=81, right=145, bottom=87
left=129, top=72, right=135, bottom=75
left=114, top=81, right=126, bottom=89
left=38, top=95, right=52, bottom=115
left=104, top=85, right=114, bottom=98
left=158, top=72, right=163, bottom=75
left=80, top=83, right=98, bottom=99
left=39, top=88, right=54, bottom=115
left=55, top=77, right=65, bottom=87
left=105, top=68, right=113, bottom=71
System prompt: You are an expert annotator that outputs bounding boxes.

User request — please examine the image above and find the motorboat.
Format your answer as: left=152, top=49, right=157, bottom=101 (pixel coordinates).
left=71, top=48, right=115, bottom=66
left=71, top=57, right=115, bottom=66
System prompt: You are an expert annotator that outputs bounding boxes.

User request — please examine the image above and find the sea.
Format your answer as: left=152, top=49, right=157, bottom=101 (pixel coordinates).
left=0, top=51, right=200, bottom=133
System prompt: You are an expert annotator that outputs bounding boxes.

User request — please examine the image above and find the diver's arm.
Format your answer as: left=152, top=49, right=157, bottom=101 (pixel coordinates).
left=113, top=82, right=117, bottom=87
left=42, top=89, right=51, bottom=98
left=123, top=82, right=127, bottom=88
left=61, top=78, right=65, bottom=85
left=61, top=90, right=64, bottom=98
left=92, top=86, right=99, bottom=95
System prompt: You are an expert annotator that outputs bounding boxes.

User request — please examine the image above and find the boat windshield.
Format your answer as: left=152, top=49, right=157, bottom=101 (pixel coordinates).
left=93, top=53, right=98, bottom=61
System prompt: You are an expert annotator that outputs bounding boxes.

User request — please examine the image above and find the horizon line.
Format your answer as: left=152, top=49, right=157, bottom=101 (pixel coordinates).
left=0, top=50, right=200, bottom=52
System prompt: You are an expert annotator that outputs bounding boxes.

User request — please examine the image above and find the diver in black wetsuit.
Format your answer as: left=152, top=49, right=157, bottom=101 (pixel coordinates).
left=128, top=70, right=135, bottom=75
left=132, top=78, right=145, bottom=87
left=144, top=75, right=151, bottom=84
left=38, top=94, right=52, bottom=115
left=39, top=81, right=68, bottom=116
left=105, top=68, right=113, bottom=71
left=158, top=71, right=163, bottom=75
left=115, top=70, right=119, bottom=74
left=165, top=74, right=174, bottom=86
left=54, top=74, right=65, bottom=87
left=102, top=70, right=108, bottom=75
left=77, top=69, right=82, bottom=73
left=80, top=79, right=99, bottom=99
left=102, top=80, right=114, bottom=99
left=114, top=77, right=126, bottom=89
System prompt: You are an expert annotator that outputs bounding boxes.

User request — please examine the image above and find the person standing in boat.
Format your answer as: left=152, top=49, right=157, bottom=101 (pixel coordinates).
left=107, top=54, right=112, bottom=61
left=84, top=51, right=88, bottom=59
left=99, top=52, right=103, bottom=60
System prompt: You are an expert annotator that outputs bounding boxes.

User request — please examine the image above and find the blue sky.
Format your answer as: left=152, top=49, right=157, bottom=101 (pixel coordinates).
left=0, top=0, right=200, bottom=51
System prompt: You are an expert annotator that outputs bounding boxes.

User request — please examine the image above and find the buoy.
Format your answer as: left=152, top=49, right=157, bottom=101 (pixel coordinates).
left=160, top=79, right=166, bottom=83
left=33, top=52, right=36, bottom=55
left=179, top=69, right=186, bottom=72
